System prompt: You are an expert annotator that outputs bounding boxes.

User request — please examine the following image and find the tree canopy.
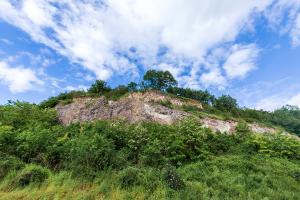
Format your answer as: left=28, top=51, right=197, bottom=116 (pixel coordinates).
left=88, top=80, right=111, bottom=94
left=143, top=70, right=177, bottom=91
left=213, top=95, right=238, bottom=113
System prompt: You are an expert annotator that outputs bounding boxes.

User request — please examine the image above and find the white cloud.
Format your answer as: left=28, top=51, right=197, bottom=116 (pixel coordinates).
left=0, top=38, right=13, bottom=45
left=223, top=44, right=259, bottom=79
left=65, top=85, right=88, bottom=92
left=200, top=68, right=227, bottom=89
left=228, top=77, right=300, bottom=111
left=288, top=93, right=300, bottom=107
left=0, top=0, right=275, bottom=88
left=265, top=0, right=300, bottom=46
left=255, top=95, right=287, bottom=111
left=0, top=61, right=43, bottom=93
left=255, top=92, right=300, bottom=111
left=291, top=14, right=300, bottom=46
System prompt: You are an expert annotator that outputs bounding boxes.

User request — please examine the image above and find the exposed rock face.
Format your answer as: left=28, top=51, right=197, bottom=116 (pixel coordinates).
left=200, top=118, right=238, bottom=133
left=55, top=91, right=190, bottom=125
left=55, top=91, right=277, bottom=134
left=200, top=117, right=276, bottom=134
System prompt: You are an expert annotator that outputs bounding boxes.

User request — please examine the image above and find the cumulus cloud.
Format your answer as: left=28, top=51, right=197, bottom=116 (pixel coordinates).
left=265, top=0, right=300, bottom=46
left=288, top=93, right=300, bottom=107
left=0, top=0, right=276, bottom=89
left=0, top=61, right=43, bottom=93
left=65, top=85, right=89, bottom=92
left=255, top=92, right=300, bottom=111
left=223, top=44, right=259, bottom=79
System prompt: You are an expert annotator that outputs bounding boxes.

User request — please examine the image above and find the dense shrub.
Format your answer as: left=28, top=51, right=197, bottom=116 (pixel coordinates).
left=213, top=95, right=238, bottom=113
left=11, top=165, right=49, bottom=187
left=40, top=90, right=87, bottom=108
left=0, top=102, right=58, bottom=129
left=163, top=166, right=185, bottom=191
left=117, top=167, right=143, bottom=188
left=0, top=126, right=17, bottom=155
left=167, top=87, right=215, bottom=105
left=104, top=85, right=129, bottom=100
left=0, top=152, right=25, bottom=179
left=66, top=132, right=115, bottom=176
left=246, top=133, right=300, bottom=159
left=143, top=70, right=177, bottom=91
left=88, top=80, right=111, bottom=95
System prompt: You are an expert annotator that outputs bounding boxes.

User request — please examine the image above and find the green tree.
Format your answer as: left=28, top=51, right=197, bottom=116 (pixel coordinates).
left=127, top=82, right=138, bottom=92
left=213, top=95, right=238, bottom=113
left=143, top=70, right=177, bottom=91
left=88, top=80, right=111, bottom=95
left=167, top=87, right=215, bottom=105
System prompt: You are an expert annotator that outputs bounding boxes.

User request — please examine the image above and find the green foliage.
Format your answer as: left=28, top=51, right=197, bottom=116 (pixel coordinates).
left=247, top=133, right=300, bottom=159
left=163, top=166, right=185, bottom=191
left=127, top=82, right=138, bottom=92
left=272, top=105, right=300, bottom=136
left=213, top=95, right=238, bottom=113
left=167, top=87, right=215, bottom=105
left=104, top=85, right=129, bottom=100
left=178, top=155, right=300, bottom=200
left=40, top=90, right=87, bottom=108
left=157, top=99, right=173, bottom=108
left=235, top=121, right=251, bottom=135
left=88, top=80, right=111, bottom=95
left=117, top=167, right=144, bottom=189
left=181, top=105, right=201, bottom=113
left=1, top=94, right=300, bottom=199
left=66, top=130, right=115, bottom=176
left=11, top=165, right=49, bottom=187
left=143, top=70, right=177, bottom=91
left=0, top=101, right=58, bottom=129
left=0, top=152, right=25, bottom=179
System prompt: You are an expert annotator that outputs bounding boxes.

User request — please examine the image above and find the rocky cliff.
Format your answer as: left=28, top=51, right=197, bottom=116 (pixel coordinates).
left=55, top=91, right=277, bottom=134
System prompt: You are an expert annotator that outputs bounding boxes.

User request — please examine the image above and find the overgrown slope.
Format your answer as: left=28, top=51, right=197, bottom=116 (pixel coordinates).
left=1, top=70, right=300, bottom=199
left=0, top=101, right=299, bottom=199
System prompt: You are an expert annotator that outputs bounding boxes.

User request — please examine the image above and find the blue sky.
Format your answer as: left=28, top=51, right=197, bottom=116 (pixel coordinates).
left=0, top=0, right=300, bottom=110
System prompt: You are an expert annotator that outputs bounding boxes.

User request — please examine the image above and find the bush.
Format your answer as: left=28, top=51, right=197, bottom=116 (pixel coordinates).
left=88, top=80, right=111, bottom=95
left=0, top=152, right=25, bottom=178
left=117, top=167, right=161, bottom=191
left=67, top=132, right=115, bottom=176
left=11, top=165, right=49, bottom=187
left=167, top=87, right=215, bottom=105
left=163, top=166, right=185, bottom=191
left=15, top=126, right=57, bottom=164
left=0, top=126, right=17, bottom=155
left=213, top=95, right=238, bottom=113
left=157, top=99, right=173, bottom=108
left=0, top=102, right=58, bottom=129
left=40, top=90, right=87, bottom=108
left=117, top=167, right=143, bottom=189
left=143, top=70, right=177, bottom=91
left=105, top=85, right=128, bottom=100
left=246, top=133, right=300, bottom=159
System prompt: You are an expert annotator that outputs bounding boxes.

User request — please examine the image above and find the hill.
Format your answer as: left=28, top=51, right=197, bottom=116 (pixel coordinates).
left=0, top=70, right=300, bottom=199
left=55, top=91, right=279, bottom=135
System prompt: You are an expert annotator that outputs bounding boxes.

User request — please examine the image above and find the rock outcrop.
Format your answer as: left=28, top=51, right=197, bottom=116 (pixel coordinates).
left=55, top=91, right=191, bottom=125
left=200, top=117, right=276, bottom=134
left=55, top=91, right=277, bottom=134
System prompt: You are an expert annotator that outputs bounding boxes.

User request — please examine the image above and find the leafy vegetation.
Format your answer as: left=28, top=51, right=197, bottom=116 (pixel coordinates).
left=38, top=69, right=300, bottom=136
left=0, top=101, right=299, bottom=199
left=142, top=69, right=178, bottom=91
left=1, top=70, right=300, bottom=199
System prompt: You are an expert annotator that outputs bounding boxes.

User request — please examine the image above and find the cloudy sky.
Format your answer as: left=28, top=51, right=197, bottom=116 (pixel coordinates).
left=0, top=0, right=300, bottom=110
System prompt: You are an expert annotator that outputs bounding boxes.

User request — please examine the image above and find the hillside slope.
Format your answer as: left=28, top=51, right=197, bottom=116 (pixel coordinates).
left=55, top=91, right=278, bottom=134
left=0, top=95, right=299, bottom=199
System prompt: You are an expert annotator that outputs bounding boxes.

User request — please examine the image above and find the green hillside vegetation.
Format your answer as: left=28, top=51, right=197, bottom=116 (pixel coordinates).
left=0, top=70, right=300, bottom=199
